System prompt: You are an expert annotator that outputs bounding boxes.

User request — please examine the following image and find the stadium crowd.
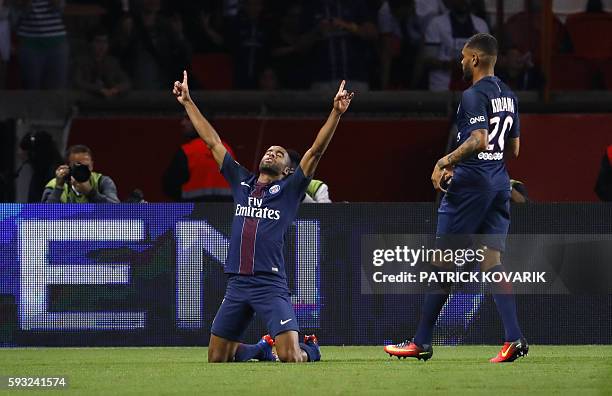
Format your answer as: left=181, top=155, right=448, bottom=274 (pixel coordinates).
left=0, top=0, right=611, bottom=92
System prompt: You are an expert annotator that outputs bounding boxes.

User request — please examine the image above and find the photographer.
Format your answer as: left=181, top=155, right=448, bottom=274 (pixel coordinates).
left=41, top=145, right=120, bottom=203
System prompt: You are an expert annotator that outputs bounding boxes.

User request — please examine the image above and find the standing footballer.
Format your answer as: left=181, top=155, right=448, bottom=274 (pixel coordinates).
left=384, top=33, right=528, bottom=363
left=173, top=71, right=353, bottom=363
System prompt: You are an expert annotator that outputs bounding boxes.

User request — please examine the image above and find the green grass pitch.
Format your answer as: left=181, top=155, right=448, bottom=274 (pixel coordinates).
left=1, top=346, right=611, bottom=395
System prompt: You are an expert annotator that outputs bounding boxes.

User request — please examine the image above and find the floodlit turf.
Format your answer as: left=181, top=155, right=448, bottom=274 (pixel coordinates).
left=0, top=346, right=611, bottom=395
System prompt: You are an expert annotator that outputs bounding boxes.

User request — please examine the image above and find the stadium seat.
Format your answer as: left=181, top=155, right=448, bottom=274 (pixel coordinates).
left=549, top=55, right=591, bottom=90
left=566, top=13, right=612, bottom=59
left=504, top=11, right=568, bottom=63
left=190, top=53, right=234, bottom=90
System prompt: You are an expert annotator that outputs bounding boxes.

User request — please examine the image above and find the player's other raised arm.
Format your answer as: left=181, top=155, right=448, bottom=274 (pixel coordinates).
left=300, top=80, right=354, bottom=177
left=172, top=70, right=227, bottom=168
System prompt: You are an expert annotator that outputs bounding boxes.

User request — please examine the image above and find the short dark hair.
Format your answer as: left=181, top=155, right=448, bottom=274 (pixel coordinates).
left=65, top=145, right=93, bottom=162
left=466, top=33, right=498, bottom=57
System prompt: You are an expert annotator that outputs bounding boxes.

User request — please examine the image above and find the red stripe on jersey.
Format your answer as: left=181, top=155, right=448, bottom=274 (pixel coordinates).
left=607, top=145, right=612, bottom=165
left=239, top=217, right=259, bottom=274
left=239, top=184, right=265, bottom=275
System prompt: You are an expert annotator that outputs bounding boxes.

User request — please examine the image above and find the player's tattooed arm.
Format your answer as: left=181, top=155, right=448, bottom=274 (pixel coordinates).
left=431, top=129, right=488, bottom=192
left=172, top=70, right=227, bottom=168
left=439, top=129, right=488, bottom=168
left=300, top=80, right=354, bottom=177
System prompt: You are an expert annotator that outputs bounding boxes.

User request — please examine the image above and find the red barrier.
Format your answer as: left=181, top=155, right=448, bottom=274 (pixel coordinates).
left=507, top=114, right=612, bottom=202
left=68, top=118, right=184, bottom=202
left=68, top=114, right=612, bottom=202
left=68, top=117, right=449, bottom=202
left=219, top=118, right=450, bottom=202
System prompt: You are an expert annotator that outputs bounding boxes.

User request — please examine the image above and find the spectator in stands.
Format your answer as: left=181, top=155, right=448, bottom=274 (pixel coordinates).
left=269, top=2, right=311, bottom=89
left=595, top=145, right=612, bottom=201
left=15, top=0, right=69, bottom=89
left=502, top=0, right=571, bottom=65
left=112, top=0, right=191, bottom=89
left=0, top=0, right=9, bottom=88
left=17, top=131, right=62, bottom=203
left=469, top=0, right=490, bottom=28
left=497, top=47, right=544, bottom=91
left=73, top=27, right=131, bottom=98
left=423, top=0, right=488, bottom=91
left=414, top=0, right=446, bottom=27
left=378, top=0, right=426, bottom=89
left=226, top=0, right=273, bottom=89
left=162, top=113, right=234, bottom=202
left=184, top=2, right=227, bottom=54
left=42, top=144, right=120, bottom=203
left=288, top=149, right=331, bottom=203
left=303, top=0, right=378, bottom=93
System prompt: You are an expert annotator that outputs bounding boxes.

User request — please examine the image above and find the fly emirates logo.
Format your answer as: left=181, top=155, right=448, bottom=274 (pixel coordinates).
left=235, top=197, right=281, bottom=220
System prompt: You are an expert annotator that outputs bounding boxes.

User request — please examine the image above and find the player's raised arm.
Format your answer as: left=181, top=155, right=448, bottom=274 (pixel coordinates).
left=300, top=80, right=354, bottom=177
left=172, top=70, right=227, bottom=168
left=431, top=129, right=488, bottom=192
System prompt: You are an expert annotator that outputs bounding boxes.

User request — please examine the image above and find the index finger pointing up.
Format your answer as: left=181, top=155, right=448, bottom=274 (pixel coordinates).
left=337, top=80, right=345, bottom=95
left=183, top=70, right=188, bottom=85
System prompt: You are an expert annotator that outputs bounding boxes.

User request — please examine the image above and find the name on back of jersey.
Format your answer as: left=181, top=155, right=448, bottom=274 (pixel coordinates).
left=491, top=97, right=515, bottom=114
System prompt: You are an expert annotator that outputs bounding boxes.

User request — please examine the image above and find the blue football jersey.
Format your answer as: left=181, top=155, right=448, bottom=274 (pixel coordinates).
left=220, top=152, right=311, bottom=278
left=451, top=75, right=520, bottom=193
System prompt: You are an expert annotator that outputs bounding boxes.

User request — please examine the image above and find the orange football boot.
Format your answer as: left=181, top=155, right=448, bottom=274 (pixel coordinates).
left=490, top=338, right=529, bottom=363
left=384, top=339, right=433, bottom=361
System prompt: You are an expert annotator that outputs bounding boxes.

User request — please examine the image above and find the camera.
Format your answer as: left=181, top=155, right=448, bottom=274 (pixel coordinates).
left=66, top=163, right=91, bottom=183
